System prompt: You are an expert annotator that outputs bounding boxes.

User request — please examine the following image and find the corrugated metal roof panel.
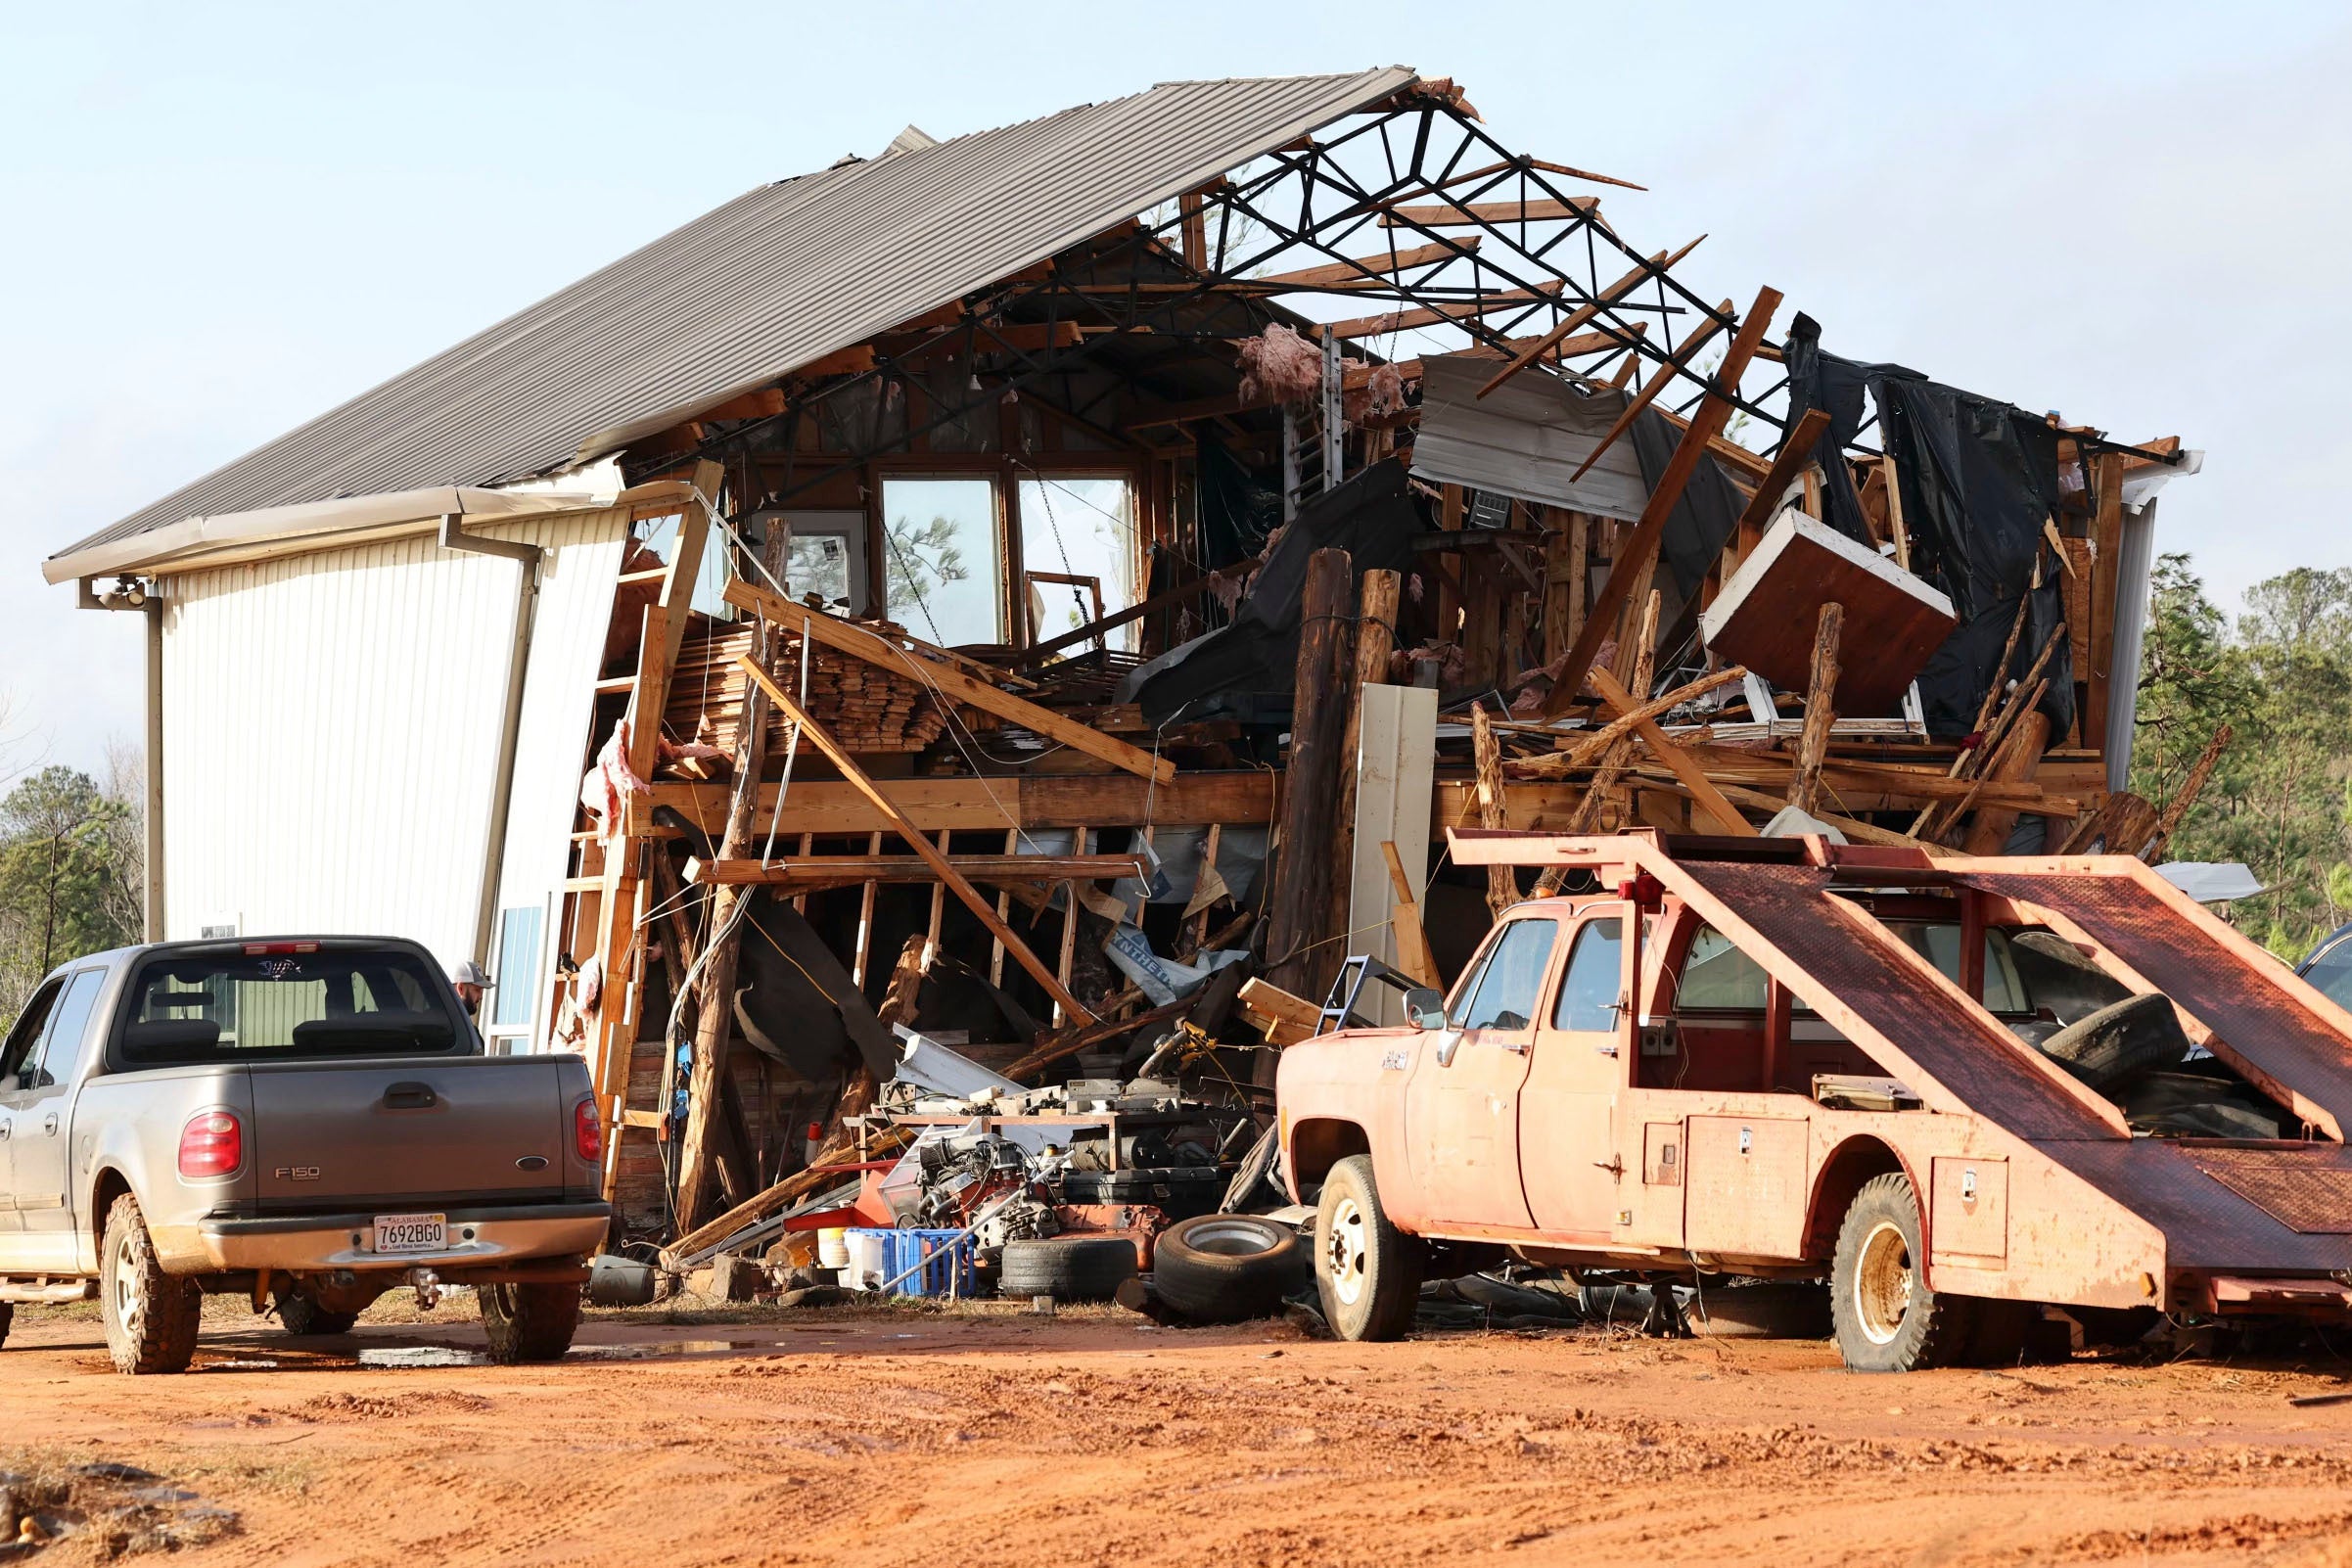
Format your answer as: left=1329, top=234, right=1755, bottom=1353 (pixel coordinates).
left=62, top=69, right=1415, bottom=563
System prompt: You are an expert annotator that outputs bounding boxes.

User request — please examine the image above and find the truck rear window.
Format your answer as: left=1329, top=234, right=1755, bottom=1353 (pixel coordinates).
left=115, top=947, right=464, bottom=1065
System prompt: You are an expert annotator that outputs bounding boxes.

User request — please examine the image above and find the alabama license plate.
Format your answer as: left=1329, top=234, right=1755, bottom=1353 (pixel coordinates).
left=373, top=1213, right=447, bottom=1253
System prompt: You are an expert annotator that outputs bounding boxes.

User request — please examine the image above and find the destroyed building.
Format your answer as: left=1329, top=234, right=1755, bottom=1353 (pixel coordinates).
left=42, top=68, right=2203, bottom=1241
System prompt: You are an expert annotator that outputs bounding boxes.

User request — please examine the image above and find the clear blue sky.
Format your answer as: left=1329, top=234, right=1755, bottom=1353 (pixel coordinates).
left=4, top=1, right=2345, bottom=779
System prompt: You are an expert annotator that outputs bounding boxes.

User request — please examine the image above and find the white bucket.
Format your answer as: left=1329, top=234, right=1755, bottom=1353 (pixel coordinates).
left=843, top=1229, right=891, bottom=1291
left=816, top=1226, right=851, bottom=1269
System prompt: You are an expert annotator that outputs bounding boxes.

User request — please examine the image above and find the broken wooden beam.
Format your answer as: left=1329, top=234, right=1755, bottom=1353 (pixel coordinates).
left=1380, top=197, right=1601, bottom=227
left=722, top=577, right=1174, bottom=783
left=1789, top=603, right=1845, bottom=818
left=1543, top=285, right=1782, bottom=716
left=1588, top=666, right=1755, bottom=837
left=733, top=654, right=1096, bottom=1025
left=683, top=853, right=1147, bottom=888
left=1255, top=238, right=1480, bottom=291
left=1567, top=300, right=1732, bottom=484
left=1478, top=236, right=1704, bottom=397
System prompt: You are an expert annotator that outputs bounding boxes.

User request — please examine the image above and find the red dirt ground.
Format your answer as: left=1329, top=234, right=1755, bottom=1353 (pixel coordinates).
left=5, top=1297, right=2352, bottom=1566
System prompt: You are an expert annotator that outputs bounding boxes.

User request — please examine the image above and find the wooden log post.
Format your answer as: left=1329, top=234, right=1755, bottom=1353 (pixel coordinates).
left=1328, top=568, right=1401, bottom=948
left=673, top=519, right=782, bottom=1232
left=1789, top=602, right=1845, bottom=818
left=1265, top=549, right=1359, bottom=1038
left=1471, top=702, right=1520, bottom=916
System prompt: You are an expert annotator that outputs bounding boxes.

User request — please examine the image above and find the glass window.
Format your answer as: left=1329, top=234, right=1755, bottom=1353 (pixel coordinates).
left=1885, top=922, right=2028, bottom=1013
left=492, top=906, right=543, bottom=1031
left=1676, top=926, right=1768, bottom=1012
left=2307, top=934, right=2352, bottom=1010
left=117, top=946, right=463, bottom=1065
left=0, top=978, right=65, bottom=1086
left=1455, top=920, right=1558, bottom=1032
left=30, top=970, right=106, bottom=1088
left=1021, top=477, right=1137, bottom=651
left=1552, top=919, right=1626, bottom=1032
left=882, top=478, right=1003, bottom=646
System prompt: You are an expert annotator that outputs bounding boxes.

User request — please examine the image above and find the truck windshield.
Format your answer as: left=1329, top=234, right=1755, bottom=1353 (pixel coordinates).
left=115, top=947, right=464, bottom=1065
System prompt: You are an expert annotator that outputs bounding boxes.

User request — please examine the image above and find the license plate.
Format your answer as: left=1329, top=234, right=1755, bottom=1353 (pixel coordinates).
left=373, top=1213, right=447, bottom=1254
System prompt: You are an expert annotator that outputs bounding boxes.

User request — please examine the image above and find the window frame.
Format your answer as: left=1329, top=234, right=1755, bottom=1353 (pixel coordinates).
left=28, top=969, right=107, bottom=1090
left=1450, top=917, right=1561, bottom=1034
left=0, top=977, right=66, bottom=1090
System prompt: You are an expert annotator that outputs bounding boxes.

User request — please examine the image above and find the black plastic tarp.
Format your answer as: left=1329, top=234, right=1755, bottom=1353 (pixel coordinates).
left=1121, top=456, right=1428, bottom=724
left=1783, top=313, right=2071, bottom=738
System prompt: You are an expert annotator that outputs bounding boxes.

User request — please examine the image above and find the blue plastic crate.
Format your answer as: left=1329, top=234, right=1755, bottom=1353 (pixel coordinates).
left=850, top=1228, right=978, bottom=1298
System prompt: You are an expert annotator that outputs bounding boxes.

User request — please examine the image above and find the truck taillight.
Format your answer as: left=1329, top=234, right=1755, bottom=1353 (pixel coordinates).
left=178, top=1110, right=242, bottom=1178
left=575, top=1098, right=602, bottom=1163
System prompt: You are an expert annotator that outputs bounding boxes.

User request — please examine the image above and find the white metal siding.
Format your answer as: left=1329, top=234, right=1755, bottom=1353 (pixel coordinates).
left=159, top=511, right=626, bottom=969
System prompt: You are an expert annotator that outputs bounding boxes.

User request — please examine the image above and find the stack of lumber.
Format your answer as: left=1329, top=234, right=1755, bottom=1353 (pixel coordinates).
left=666, top=623, right=964, bottom=755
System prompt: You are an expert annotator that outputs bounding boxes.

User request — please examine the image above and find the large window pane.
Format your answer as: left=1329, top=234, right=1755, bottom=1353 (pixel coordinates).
left=1456, top=919, right=1558, bottom=1032
left=1020, top=477, right=1136, bottom=651
left=1677, top=926, right=1768, bottom=1011
left=492, top=906, right=543, bottom=1030
left=883, top=478, right=1002, bottom=646
left=1553, top=920, right=1625, bottom=1032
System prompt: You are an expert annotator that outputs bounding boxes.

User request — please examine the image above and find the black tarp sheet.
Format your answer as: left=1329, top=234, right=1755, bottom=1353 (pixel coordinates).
left=1121, top=456, right=1428, bottom=724
left=1783, top=313, right=2071, bottom=737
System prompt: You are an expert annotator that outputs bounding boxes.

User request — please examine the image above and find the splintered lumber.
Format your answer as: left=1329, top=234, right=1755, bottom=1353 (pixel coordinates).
left=1789, top=603, right=1845, bottom=818
left=1326, top=284, right=1566, bottom=341
left=1960, top=707, right=2053, bottom=854
left=1728, top=408, right=1833, bottom=559
left=1265, top=550, right=1360, bottom=1030
left=1589, top=667, right=1755, bottom=837
left=1331, top=569, right=1402, bottom=943
left=1439, top=156, right=1647, bottom=193
left=1914, top=623, right=2066, bottom=838
left=1256, top=238, right=1480, bottom=291
left=1479, top=236, right=1704, bottom=397
left=1471, top=703, right=1521, bottom=916
left=734, top=653, right=1095, bottom=1025
left=1571, top=590, right=1662, bottom=834
left=1519, top=666, right=1747, bottom=775
left=1568, top=300, right=1732, bottom=484
left=1703, top=512, right=1953, bottom=715
left=1000, top=910, right=1256, bottom=1083
left=664, top=1126, right=912, bottom=1266
left=1382, top=840, right=1442, bottom=988
left=1238, top=977, right=1323, bottom=1046
left=1381, top=197, right=1600, bottom=227
left=2058, top=790, right=2162, bottom=856
left=626, top=459, right=721, bottom=779
left=2144, top=723, right=2232, bottom=860
left=1704, top=781, right=1949, bottom=854
left=1545, top=286, right=1783, bottom=715
left=723, top=578, right=1174, bottom=784
left=683, top=853, right=1147, bottom=889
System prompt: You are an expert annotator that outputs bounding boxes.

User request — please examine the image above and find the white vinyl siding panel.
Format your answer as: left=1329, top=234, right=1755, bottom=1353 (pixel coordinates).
left=159, top=510, right=625, bottom=969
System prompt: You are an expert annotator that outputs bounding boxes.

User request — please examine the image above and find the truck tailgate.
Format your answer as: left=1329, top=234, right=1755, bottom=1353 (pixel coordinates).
left=246, top=1057, right=568, bottom=1210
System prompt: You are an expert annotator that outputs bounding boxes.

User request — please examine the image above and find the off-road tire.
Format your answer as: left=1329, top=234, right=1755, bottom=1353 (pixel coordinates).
left=2037, top=992, right=2189, bottom=1089
left=0, top=1301, right=13, bottom=1349
left=101, top=1194, right=201, bottom=1375
left=1314, top=1155, right=1422, bottom=1342
left=998, top=1237, right=1136, bottom=1303
left=1829, top=1174, right=1974, bottom=1373
left=274, top=1288, right=361, bottom=1337
left=481, top=1282, right=581, bottom=1363
left=1151, top=1214, right=1306, bottom=1324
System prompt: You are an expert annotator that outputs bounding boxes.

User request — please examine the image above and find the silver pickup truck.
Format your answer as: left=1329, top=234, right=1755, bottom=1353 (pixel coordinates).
left=0, top=937, right=610, bottom=1373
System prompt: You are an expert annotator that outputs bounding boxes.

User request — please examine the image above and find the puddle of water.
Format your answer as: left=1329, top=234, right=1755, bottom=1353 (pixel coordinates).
left=358, top=1345, right=489, bottom=1369
left=567, top=1339, right=780, bottom=1361
left=213, top=1360, right=282, bottom=1370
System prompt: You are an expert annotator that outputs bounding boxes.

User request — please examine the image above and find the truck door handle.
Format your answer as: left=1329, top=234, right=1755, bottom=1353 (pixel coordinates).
left=0, top=1118, right=11, bottom=1141
left=41, top=1112, right=57, bottom=1135
left=383, top=1083, right=438, bottom=1110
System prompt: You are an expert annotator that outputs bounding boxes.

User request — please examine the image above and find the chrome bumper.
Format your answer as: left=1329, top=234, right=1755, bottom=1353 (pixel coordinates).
left=192, top=1201, right=610, bottom=1273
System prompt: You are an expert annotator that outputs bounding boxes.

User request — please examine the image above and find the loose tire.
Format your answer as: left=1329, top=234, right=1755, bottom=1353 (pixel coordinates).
left=1151, top=1214, right=1305, bottom=1324
left=2036, top=992, right=2188, bottom=1088
left=1829, top=1174, right=1974, bottom=1372
left=998, top=1237, right=1136, bottom=1302
left=101, top=1194, right=201, bottom=1375
left=481, top=1281, right=581, bottom=1364
left=1314, top=1155, right=1421, bottom=1342
left=275, top=1288, right=361, bottom=1337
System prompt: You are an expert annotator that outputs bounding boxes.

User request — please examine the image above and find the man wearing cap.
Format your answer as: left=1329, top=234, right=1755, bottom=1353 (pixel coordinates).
left=448, top=958, right=493, bottom=1020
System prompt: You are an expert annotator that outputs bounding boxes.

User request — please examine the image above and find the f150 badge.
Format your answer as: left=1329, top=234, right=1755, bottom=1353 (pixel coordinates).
left=275, top=1166, right=321, bottom=1181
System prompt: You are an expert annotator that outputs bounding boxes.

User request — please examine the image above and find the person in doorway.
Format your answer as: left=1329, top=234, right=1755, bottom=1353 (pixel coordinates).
left=448, top=959, right=493, bottom=1020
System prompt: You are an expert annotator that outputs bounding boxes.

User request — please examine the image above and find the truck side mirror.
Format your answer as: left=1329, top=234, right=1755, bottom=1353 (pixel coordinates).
left=1405, top=988, right=1448, bottom=1030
